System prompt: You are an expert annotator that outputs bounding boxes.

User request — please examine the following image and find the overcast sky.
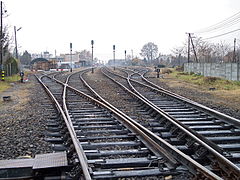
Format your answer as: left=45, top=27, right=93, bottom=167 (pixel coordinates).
left=4, top=0, right=240, bottom=61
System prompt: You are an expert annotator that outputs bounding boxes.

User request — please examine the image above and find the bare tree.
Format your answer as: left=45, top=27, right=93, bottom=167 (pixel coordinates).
left=193, top=38, right=213, bottom=62
left=79, top=50, right=91, bottom=61
left=140, top=42, right=158, bottom=62
left=2, top=25, right=11, bottom=62
left=174, top=36, right=233, bottom=63
left=212, top=41, right=231, bottom=62
left=171, top=46, right=184, bottom=57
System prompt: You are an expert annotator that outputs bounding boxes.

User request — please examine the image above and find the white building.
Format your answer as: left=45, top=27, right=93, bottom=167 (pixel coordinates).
left=62, top=53, right=80, bottom=63
left=158, top=55, right=173, bottom=62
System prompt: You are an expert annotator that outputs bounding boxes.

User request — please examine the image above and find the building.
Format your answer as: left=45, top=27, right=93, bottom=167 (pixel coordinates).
left=60, top=52, right=93, bottom=67
left=43, top=51, right=52, bottom=59
left=62, top=53, right=80, bottom=63
left=31, top=51, right=53, bottom=61
left=31, top=58, right=50, bottom=71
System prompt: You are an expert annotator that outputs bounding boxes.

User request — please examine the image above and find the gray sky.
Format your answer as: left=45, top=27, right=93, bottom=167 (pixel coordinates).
left=5, top=0, right=240, bottom=61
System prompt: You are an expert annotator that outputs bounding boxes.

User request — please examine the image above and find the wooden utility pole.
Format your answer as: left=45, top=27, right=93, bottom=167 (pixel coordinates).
left=14, top=26, right=18, bottom=59
left=0, top=1, right=4, bottom=81
left=189, top=33, right=198, bottom=63
left=187, top=33, right=190, bottom=63
left=0, top=1, right=3, bottom=72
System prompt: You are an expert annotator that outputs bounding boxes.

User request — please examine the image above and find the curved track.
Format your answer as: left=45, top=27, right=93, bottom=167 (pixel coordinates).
left=36, top=69, right=224, bottom=179
left=80, top=67, right=240, bottom=179
left=31, top=71, right=220, bottom=179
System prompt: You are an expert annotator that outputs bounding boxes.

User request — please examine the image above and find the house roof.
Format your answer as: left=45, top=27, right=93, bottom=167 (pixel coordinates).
left=31, top=58, right=48, bottom=64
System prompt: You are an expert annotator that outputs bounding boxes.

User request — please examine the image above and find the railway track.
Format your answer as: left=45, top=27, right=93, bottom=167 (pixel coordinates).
left=0, top=68, right=238, bottom=179
left=79, top=67, right=240, bottom=179
left=35, top=70, right=222, bottom=179
left=126, top=67, right=240, bottom=165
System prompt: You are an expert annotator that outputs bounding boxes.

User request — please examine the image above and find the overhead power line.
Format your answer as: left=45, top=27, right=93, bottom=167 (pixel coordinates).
left=195, top=11, right=240, bottom=34
left=202, top=28, right=240, bottom=40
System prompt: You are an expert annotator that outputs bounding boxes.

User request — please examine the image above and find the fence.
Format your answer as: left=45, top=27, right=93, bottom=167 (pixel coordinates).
left=3, top=63, right=19, bottom=76
left=184, top=63, right=240, bottom=81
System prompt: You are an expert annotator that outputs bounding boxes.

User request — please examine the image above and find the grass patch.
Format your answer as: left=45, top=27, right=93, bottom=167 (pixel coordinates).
left=5, top=74, right=21, bottom=82
left=0, top=74, right=21, bottom=93
left=168, top=69, right=240, bottom=90
left=0, top=81, right=10, bottom=93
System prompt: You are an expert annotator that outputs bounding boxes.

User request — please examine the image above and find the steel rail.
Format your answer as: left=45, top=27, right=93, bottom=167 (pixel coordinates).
left=127, top=70, right=240, bottom=179
left=36, top=75, right=92, bottom=180
left=48, top=69, right=221, bottom=179
left=120, top=67, right=240, bottom=178
left=117, top=67, right=240, bottom=154
left=141, top=70, right=240, bottom=128
left=53, top=74, right=178, bottom=167
left=122, top=70, right=226, bottom=153
left=102, top=67, right=240, bottom=179
left=78, top=68, right=223, bottom=180
left=119, top=67, right=240, bottom=128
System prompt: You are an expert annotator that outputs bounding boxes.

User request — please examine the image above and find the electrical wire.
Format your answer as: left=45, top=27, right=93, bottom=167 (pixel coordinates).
left=202, top=28, right=240, bottom=40
left=202, top=17, right=240, bottom=33
left=195, top=11, right=240, bottom=34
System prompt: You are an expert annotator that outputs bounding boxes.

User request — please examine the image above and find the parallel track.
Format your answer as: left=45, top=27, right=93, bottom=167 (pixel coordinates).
left=37, top=70, right=223, bottom=179
left=89, top=67, right=240, bottom=179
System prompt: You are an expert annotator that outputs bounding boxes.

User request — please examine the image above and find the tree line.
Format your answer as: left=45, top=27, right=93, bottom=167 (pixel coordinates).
left=139, top=37, right=240, bottom=67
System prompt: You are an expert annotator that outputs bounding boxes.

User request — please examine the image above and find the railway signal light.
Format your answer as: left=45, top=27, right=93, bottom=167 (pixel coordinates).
left=91, top=40, right=94, bottom=73
left=113, top=45, right=115, bottom=70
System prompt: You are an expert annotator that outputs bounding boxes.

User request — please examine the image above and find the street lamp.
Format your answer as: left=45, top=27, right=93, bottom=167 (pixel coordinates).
left=14, top=26, right=22, bottom=76
left=14, top=26, right=22, bottom=60
left=91, top=40, right=94, bottom=73
left=113, top=45, right=115, bottom=70
left=70, top=42, right=72, bottom=72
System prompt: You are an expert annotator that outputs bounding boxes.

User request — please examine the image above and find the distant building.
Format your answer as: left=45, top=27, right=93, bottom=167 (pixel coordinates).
left=60, top=52, right=92, bottom=67
left=158, top=55, right=173, bottom=62
left=108, top=59, right=127, bottom=66
left=31, top=53, right=42, bottom=60
left=31, top=51, right=53, bottom=61
left=62, top=53, right=80, bottom=63
left=43, top=51, right=52, bottom=59
left=31, top=58, right=50, bottom=71
left=30, top=57, right=57, bottom=71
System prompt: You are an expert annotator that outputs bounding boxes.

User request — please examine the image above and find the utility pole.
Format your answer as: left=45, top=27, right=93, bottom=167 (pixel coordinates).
left=233, top=38, right=236, bottom=63
left=187, top=33, right=198, bottom=63
left=14, top=26, right=18, bottom=59
left=178, top=53, right=181, bottom=66
left=189, top=34, right=198, bottom=63
left=14, top=26, right=22, bottom=73
left=14, top=26, right=22, bottom=59
left=0, top=1, right=3, bottom=79
left=187, top=33, right=190, bottom=63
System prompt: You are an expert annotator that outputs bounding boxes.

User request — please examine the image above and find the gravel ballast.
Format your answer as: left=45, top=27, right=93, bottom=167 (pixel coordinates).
left=0, top=75, right=53, bottom=160
left=1, top=68, right=239, bottom=161
left=84, top=68, right=240, bottom=120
